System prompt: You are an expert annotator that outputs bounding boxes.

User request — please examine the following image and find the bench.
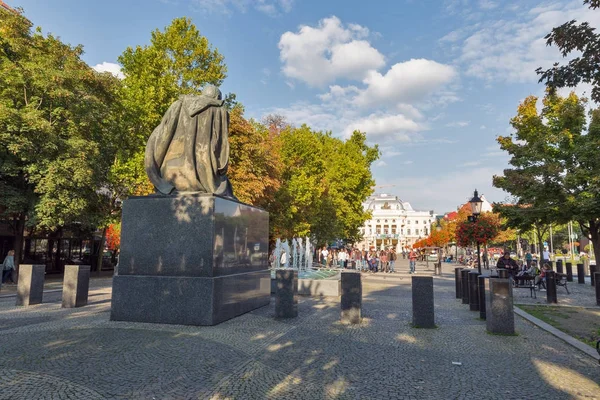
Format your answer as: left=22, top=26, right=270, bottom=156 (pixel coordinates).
left=555, top=273, right=570, bottom=294
left=512, top=275, right=537, bottom=298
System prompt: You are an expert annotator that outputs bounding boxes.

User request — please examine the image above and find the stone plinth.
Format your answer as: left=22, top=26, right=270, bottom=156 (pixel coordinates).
left=110, top=194, right=271, bottom=326
left=412, top=276, right=435, bottom=328
left=497, top=269, right=509, bottom=279
left=565, top=262, right=573, bottom=282
left=486, top=278, right=514, bottom=335
left=16, top=265, right=45, bottom=306
left=340, top=272, right=361, bottom=324
left=461, top=269, right=470, bottom=304
left=275, top=269, right=297, bottom=318
left=595, top=272, right=600, bottom=306
left=62, top=265, right=90, bottom=308
left=468, top=271, right=481, bottom=311
left=455, top=267, right=462, bottom=299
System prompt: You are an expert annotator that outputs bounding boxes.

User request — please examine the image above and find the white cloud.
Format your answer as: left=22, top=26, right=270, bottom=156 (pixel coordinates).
left=456, top=1, right=600, bottom=83
left=478, top=0, right=497, bottom=10
left=278, top=16, right=385, bottom=86
left=191, top=0, right=294, bottom=16
left=480, top=125, right=486, bottom=129
left=461, top=161, right=482, bottom=167
left=375, top=160, right=388, bottom=167
left=402, top=160, right=414, bottom=165
left=92, top=62, right=124, bottom=79
left=445, top=120, right=470, bottom=127
left=343, top=112, right=427, bottom=142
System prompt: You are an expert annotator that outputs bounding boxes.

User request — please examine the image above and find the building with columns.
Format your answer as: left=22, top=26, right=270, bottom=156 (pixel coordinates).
left=356, top=193, right=436, bottom=251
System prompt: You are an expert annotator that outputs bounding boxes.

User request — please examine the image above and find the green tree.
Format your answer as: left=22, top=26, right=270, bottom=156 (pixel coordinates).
left=0, top=9, right=121, bottom=267
left=537, top=0, right=600, bottom=102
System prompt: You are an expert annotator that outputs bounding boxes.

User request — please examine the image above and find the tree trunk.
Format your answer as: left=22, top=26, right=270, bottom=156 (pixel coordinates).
left=96, top=227, right=107, bottom=276
left=536, top=225, right=545, bottom=266
left=13, top=215, right=26, bottom=280
left=588, top=220, right=600, bottom=269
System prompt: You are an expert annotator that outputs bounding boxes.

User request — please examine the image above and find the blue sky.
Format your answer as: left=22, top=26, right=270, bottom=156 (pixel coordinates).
left=11, top=0, right=599, bottom=213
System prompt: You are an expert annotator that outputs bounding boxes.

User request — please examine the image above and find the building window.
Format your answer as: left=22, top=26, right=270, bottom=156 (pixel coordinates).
left=424, top=229, right=428, bottom=235
left=377, top=220, right=380, bottom=223
left=392, top=227, right=396, bottom=234
left=384, top=220, right=388, bottom=223
left=415, top=220, right=419, bottom=224
left=407, top=229, right=411, bottom=235
left=407, top=220, right=411, bottom=224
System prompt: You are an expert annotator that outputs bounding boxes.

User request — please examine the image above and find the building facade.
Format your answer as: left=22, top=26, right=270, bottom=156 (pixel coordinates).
left=356, top=193, right=436, bottom=251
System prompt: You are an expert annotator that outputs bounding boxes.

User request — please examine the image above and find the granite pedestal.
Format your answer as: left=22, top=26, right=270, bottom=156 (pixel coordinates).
left=577, top=263, right=585, bottom=284
left=62, top=265, right=90, bottom=308
left=16, top=265, right=45, bottom=306
left=497, top=269, right=509, bottom=279
left=478, top=275, right=487, bottom=320
left=461, top=269, right=470, bottom=305
left=412, top=276, right=435, bottom=328
left=275, top=269, right=297, bottom=318
left=565, top=262, right=573, bottom=282
left=485, top=278, right=514, bottom=335
left=454, top=267, right=462, bottom=299
left=340, top=272, right=362, bottom=324
left=110, top=194, right=271, bottom=326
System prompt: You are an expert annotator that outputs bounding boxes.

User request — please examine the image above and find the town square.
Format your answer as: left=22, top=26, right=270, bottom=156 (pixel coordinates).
left=1, top=0, right=600, bottom=399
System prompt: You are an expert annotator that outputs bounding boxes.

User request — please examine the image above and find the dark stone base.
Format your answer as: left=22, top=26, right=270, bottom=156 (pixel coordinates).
left=468, top=271, right=481, bottom=311
left=412, top=276, right=435, bottom=328
left=110, top=270, right=270, bottom=326
left=486, top=278, right=514, bottom=335
left=340, top=272, right=362, bottom=324
left=275, top=270, right=297, bottom=318
left=16, top=265, right=45, bottom=306
left=62, top=265, right=90, bottom=308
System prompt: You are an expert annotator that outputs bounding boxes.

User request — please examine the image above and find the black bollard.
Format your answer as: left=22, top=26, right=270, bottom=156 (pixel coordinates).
left=455, top=267, right=462, bottom=299
left=565, top=262, right=573, bottom=282
left=577, top=263, right=585, bottom=284
left=556, top=260, right=563, bottom=274
left=469, top=271, right=481, bottom=311
left=595, top=272, right=600, bottom=306
left=591, top=265, right=597, bottom=287
left=546, top=271, right=557, bottom=304
left=412, top=276, right=435, bottom=328
left=478, top=275, right=487, bottom=320
left=461, top=269, right=470, bottom=304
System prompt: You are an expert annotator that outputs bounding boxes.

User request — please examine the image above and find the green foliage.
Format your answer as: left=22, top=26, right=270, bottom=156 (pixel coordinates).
left=0, top=9, right=120, bottom=230
left=537, top=1, right=600, bottom=103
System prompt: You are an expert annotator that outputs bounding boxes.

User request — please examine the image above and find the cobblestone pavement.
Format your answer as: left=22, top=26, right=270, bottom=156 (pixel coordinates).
left=0, top=261, right=598, bottom=399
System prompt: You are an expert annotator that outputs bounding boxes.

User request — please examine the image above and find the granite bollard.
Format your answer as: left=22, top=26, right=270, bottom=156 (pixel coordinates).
left=577, top=263, right=585, bottom=284
left=478, top=275, right=487, bottom=320
left=556, top=260, right=563, bottom=274
left=595, top=272, right=600, bottom=306
left=455, top=267, right=462, bottom=299
left=468, top=271, right=481, bottom=311
left=461, top=269, right=470, bottom=305
left=565, top=262, right=573, bottom=282
left=546, top=271, right=557, bottom=304
left=591, top=265, right=597, bottom=286
left=486, top=278, right=515, bottom=335
left=340, top=272, right=362, bottom=324
left=62, top=265, right=91, bottom=308
left=412, top=276, right=435, bottom=328
left=497, top=269, right=509, bottom=279
left=16, top=264, right=45, bottom=306
left=275, top=269, right=297, bottom=318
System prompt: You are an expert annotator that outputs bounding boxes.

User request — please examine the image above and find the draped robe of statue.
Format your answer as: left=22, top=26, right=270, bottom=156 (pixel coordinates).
left=144, top=94, right=236, bottom=199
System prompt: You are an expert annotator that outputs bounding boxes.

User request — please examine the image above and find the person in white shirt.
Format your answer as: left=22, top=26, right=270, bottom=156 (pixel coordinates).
left=542, top=249, right=551, bottom=264
left=321, top=247, right=328, bottom=267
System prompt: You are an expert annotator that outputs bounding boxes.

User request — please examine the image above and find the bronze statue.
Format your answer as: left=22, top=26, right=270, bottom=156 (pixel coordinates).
left=144, top=85, right=236, bottom=199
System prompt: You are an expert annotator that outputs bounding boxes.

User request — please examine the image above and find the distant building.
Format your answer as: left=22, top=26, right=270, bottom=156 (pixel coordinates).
left=356, top=193, right=436, bottom=251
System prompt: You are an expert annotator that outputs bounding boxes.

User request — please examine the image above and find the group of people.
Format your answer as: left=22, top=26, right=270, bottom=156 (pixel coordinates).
left=495, top=250, right=553, bottom=291
left=318, top=247, right=420, bottom=274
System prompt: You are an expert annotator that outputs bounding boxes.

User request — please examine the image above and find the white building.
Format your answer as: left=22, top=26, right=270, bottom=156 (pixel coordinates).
left=356, top=193, right=436, bottom=251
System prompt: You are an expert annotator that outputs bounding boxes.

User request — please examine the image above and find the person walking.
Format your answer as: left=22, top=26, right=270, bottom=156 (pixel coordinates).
left=409, top=249, right=417, bottom=274
left=525, top=251, right=533, bottom=268
left=2, top=250, right=16, bottom=285
left=388, top=248, right=396, bottom=273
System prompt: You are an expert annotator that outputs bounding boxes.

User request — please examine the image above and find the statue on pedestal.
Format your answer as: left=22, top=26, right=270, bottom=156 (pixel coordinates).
left=144, top=85, right=236, bottom=199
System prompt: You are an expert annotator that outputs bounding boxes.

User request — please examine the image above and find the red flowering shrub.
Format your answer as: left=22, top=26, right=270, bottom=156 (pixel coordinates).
left=455, top=213, right=500, bottom=247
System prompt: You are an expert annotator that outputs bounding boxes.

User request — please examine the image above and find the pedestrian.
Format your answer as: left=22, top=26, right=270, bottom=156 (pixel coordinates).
left=2, top=250, right=16, bottom=285
left=482, top=251, right=489, bottom=269
left=380, top=250, right=388, bottom=273
left=321, top=247, right=328, bottom=267
left=525, top=251, right=533, bottom=268
left=388, top=247, right=396, bottom=273
left=542, top=248, right=551, bottom=265
left=409, top=248, right=417, bottom=274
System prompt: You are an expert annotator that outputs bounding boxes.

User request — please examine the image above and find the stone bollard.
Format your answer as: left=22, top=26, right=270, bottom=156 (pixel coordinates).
left=468, top=271, right=481, bottom=311
left=577, top=263, right=585, bottom=284
left=461, top=269, right=470, bottom=305
left=62, top=265, right=91, bottom=308
left=497, top=269, right=509, bottom=279
left=478, top=275, right=487, bottom=320
left=340, top=272, right=361, bottom=324
left=556, top=260, right=563, bottom=274
left=546, top=271, right=557, bottom=304
left=275, top=269, right=298, bottom=318
left=595, top=272, right=600, bottom=307
left=434, top=261, right=442, bottom=276
left=591, top=265, right=597, bottom=287
left=455, top=267, right=462, bottom=299
left=412, top=276, right=435, bottom=328
left=16, top=264, right=45, bottom=306
left=486, top=278, right=515, bottom=335
left=565, top=262, right=573, bottom=282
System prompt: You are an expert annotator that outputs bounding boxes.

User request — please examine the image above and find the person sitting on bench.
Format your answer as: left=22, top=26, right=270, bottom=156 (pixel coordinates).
left=535, top=263, right=551, bottom=291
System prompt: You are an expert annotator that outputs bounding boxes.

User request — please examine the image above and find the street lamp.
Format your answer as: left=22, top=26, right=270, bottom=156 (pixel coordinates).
left=469, top=189, right=483, bottom=274
left=436, top=219, right=442, bottom=232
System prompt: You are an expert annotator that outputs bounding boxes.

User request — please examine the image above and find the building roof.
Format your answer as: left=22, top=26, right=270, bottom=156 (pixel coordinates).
left=0, top=1, right=15, bottom=12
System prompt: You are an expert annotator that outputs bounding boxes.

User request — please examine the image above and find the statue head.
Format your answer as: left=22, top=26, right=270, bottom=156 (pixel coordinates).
left=203, top=85, right=222, bottom=100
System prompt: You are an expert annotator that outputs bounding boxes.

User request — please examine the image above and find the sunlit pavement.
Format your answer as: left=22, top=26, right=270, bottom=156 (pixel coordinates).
left=0, top=261, right=598, bottom=399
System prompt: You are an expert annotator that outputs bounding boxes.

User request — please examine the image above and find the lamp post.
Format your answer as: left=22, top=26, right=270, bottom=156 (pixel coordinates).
left=468, top=189, right=484, bottom=274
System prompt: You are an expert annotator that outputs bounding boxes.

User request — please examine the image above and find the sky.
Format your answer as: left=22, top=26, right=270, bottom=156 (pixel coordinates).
left=10, top=0, right=600, bottom=214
